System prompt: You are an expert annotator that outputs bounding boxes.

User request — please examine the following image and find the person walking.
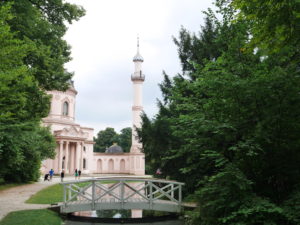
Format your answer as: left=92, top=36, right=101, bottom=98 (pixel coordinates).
left=49, top=169, right=54, bottom=181
left=75, top=169, right=78, bottom=180
left=60, top=170, right=64, bottom=182
left=78, top=170, right=81, bottom=179
left=44, top=173, right=49, bottom=181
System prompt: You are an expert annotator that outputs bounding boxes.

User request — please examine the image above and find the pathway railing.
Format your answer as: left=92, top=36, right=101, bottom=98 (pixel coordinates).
left=60, top=177, right=184, bottom=213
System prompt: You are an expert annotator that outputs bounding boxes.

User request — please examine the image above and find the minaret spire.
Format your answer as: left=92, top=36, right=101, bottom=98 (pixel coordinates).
left=137, top=34, right=140, bottom=53
left=129, top=37, right=145, bottom=175
left=133, top=35, right=143, bottom=63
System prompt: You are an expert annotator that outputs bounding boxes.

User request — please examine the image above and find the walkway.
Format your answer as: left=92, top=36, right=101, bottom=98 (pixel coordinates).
left=0, top=176, right=74, bottom=220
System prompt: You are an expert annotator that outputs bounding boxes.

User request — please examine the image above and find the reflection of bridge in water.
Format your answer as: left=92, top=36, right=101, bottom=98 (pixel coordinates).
left=60, top=177, right=184, bottom=213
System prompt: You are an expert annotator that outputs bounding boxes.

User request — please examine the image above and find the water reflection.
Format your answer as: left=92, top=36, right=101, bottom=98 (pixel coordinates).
left=66, top=210, right=183, bottom=225
left=64, top=219, right=183, bottom=225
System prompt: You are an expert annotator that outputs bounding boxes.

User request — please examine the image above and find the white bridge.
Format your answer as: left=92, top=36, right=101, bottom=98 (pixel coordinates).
left=60, top=177, right=184, bottom=213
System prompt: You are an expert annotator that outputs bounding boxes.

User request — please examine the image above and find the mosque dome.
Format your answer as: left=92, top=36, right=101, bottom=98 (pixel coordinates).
left=105, top=143, right=124, bottom=154
left=133, top=52, right=144, bottom=62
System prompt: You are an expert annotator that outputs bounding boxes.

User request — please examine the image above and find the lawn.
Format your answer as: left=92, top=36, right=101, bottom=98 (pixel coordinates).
left=26, top=182, right=98, bottom=204
left=0, top=209, right=61, bottom=225
left=26, top=184, right=63, bottom=204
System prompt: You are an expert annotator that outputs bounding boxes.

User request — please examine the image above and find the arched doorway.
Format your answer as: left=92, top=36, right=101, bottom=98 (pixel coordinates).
left=97, top=159, right=102, bottom=173
left=108, top=159, right=114, bottom=173
left=120, top=159, right=125, bottom=173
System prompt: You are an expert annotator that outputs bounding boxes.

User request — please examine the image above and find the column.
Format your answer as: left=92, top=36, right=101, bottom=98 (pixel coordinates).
left=65, top=141, right=69, bottom=173
left=69, top=143, right=74, bottom=174
left=58, top=140, right=63, bottom=172
left=80, top=142, right=84, bottom=171
left=75, top=142, right=80, bottom=170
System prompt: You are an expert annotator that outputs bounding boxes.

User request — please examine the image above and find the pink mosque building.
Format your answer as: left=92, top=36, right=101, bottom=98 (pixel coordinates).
left=41, top=40, right=145, bottom=176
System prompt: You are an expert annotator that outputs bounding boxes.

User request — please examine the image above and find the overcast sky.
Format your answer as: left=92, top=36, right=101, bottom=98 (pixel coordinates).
left=64, top=0, right=214, bottom=134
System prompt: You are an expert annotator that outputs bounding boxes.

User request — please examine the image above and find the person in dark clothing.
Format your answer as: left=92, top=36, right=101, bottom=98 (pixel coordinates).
left=78, top=170, right=81, bottom=179
left=44, top=173, right=49, bottom=181
left=60, top=170, right=65, bottom=182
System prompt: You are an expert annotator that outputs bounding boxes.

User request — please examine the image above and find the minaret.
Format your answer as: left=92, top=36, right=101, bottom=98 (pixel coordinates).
left=130, top=37, right=145, bottom=175
left=130, top=36, right=145, bottom=153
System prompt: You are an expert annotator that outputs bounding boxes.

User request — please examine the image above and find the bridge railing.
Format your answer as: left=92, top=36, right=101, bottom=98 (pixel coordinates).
left=60, top=177, right=184, bottom=212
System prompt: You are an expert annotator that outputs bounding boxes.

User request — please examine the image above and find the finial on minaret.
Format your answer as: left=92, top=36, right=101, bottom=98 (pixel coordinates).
left=133, top=34, right=143, bottom=62
left=137, top=34, right=139, bottom=52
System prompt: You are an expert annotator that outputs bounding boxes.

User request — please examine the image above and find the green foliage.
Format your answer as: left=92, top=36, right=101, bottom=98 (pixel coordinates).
left=228, top=0, right=300, bottom=54
left=140, top=1, right=300, bottom=224
left=118, top=127, right=132, bottom=152
left=282, top=187, right=300, bottom=224
left=94, top=127, right=132, bottom=153
left=94, top=127, right=118, bottom=152
left=0, top=209, right=62, bottom=225
left=0, top=124, right=56, bottom=182
left=1, top=0, right=85, bottom=90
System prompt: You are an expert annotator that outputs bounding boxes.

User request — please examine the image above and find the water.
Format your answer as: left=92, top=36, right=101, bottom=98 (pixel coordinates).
left=64, top=220, right=183, bottom=225
left=64, top=210, right=184, bottom=225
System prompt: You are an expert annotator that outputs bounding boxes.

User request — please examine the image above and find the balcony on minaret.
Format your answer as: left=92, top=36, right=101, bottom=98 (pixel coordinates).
left=131, top=71, right=145, bottom=81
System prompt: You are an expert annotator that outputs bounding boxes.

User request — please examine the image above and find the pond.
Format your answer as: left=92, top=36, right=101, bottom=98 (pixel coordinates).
left=63, top=209, right=184, bottom=225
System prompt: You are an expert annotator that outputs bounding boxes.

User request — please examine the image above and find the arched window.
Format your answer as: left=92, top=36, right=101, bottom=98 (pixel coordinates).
left=120, top=159, right=125, bottom=172
left=83, top=158, right=86, bottom=169
left=63, top=101, right=69, bottom=116
left=97, top=159, right=102, bottom=173
left=108, top=159, right=114, bottom=172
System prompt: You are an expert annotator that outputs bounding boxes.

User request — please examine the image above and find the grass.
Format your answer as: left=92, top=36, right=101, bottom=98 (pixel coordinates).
left=26, top=184, right=63, bottom=204
left=0, top=209, right=62, bottom=225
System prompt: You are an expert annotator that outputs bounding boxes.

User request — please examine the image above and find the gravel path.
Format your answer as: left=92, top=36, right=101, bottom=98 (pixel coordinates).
left=0, top=176, right=75, bottom=220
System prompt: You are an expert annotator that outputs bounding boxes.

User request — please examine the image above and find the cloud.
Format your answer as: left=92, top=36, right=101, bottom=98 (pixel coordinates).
left=65, top=0, right=215, bottom=134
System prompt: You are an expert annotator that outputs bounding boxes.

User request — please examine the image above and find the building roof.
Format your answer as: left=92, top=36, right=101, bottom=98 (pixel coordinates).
left=105, top=144, right=124, bottom=154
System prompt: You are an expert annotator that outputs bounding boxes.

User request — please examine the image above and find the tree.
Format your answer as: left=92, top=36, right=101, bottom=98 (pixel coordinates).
left=118, top=127, right=132, bottom=153
left=0, top=0, right=85, bottom=90
left=94, top=128, right=118, bottom=152
left=228, top=0, right=300, bottom=54
left=0, top=1, right=85, bottom=183
left=0, top=4, right=56, bottom=182
left=140, top=1, right=300, bottom=224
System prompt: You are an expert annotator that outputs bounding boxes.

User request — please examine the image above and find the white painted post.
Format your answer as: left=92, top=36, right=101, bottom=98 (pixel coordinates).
left=171, top=184, right=174, bottom=199
left=149, top=181, right=153, bottom=209
left=92, top=180, right=95, bottom=210
left=63, top=184, right=66, bottom=207
left=68, top=186, right=71, bottom=202
left=121, top=181, right=124, bottom=209
left=179, top=184, right=182, bottom=204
